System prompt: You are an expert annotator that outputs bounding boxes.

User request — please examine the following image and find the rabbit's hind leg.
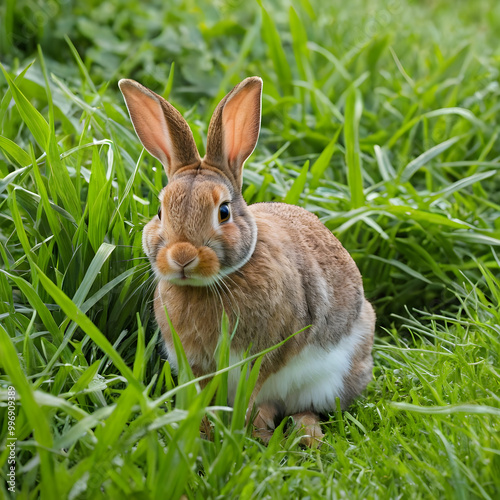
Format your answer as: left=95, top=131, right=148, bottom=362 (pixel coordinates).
left=252, top=401, right=279, bottom=444
left=291, top=411, right=324, bottom=448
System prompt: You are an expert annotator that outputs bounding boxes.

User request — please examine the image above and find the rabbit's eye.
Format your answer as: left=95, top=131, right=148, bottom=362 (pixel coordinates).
left=157, top=207, right=162, bottom=220
left=218, top=202, right=230, bottom=223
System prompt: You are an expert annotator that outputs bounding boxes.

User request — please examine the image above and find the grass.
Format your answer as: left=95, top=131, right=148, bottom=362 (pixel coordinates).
left=1, top=0, right=500, bottom=498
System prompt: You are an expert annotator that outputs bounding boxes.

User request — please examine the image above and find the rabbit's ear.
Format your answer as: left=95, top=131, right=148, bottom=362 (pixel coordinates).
left=119, top=79, right=200, bottom=178
left=205, top=77, right=262, bottom=188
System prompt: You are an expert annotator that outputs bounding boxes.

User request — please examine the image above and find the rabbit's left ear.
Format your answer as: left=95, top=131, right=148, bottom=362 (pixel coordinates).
left=204, top=77, right=262, bottom=188
left=119, top=79, right=201, bottom=179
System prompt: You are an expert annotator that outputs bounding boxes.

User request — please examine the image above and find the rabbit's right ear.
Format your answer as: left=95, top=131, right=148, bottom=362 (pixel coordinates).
left=119, top=79, right=200, bottom=179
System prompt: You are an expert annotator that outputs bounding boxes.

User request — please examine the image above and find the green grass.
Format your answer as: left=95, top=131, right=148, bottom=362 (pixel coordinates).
left=1, top=0, right=500, bottom=498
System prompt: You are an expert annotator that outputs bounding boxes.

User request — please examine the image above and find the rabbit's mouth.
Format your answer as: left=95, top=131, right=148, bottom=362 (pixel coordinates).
left=165, top=273, right=219, bottom=287
left=174, top=270, right=203, bottom=284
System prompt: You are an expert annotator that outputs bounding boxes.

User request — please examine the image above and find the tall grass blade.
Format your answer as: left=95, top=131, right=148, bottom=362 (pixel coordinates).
left=0, top=63, right=50, bottom=149
left=258, top=1, right=293, bottom=94
left=284, top=160, right=309, bottom=204
left=400, top=136, right=462, bottom=183
left=344, top=87, right=365, bottom=208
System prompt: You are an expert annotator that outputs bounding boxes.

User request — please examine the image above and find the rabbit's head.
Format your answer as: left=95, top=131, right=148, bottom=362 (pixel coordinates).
left=119, top=77, right=262, bottom=286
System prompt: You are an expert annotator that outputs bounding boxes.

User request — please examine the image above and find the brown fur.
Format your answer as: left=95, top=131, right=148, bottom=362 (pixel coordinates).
left=196, top=246, right=221, bottom=277
left=341, top=300, right=376, bottom=408
left=119, top=76, right=376, bottom=445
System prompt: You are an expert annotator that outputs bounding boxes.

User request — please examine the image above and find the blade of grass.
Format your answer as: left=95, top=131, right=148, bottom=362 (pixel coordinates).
left=0, top=324, right=58, bottom=499
left=0, top=136, right=32, bottom=167
left=0, top=62, right=50, bottom=149
left=258, top=0, right=293, bottom=95
left=400, top=136, right=462, bottom=183
left=284, top=160, right=309, bottom=205
left=311, top=130, right=342, bottom=189
left=344, top=87, right=365, bottom=208
left=35, top=266, right=145, bottom=398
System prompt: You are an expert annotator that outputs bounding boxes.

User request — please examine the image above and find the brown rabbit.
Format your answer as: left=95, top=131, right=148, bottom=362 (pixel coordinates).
left=119, top=76, right=375, bottom=445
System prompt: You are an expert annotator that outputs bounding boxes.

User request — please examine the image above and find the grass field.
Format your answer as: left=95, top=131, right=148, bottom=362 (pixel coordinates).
left=1, top=0, right=500, bottom=498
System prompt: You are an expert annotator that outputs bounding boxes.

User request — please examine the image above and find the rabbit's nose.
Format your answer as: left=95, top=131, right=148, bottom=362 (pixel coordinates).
left=168, top=242, right=198, bottom=269
left=171, top=255, right=196, bottom=269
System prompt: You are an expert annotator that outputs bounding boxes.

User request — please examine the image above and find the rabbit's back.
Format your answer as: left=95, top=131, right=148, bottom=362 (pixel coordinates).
left=250, top=201, right=366, bottom=340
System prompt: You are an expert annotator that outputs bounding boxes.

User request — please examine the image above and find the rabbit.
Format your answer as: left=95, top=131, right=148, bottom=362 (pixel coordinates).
left=119, top=76, right=375, bottom=446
